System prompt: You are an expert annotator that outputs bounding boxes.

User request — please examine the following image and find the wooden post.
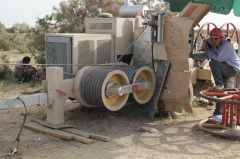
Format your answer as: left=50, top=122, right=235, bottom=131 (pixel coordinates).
left=45, top=67, right=65, bottom=125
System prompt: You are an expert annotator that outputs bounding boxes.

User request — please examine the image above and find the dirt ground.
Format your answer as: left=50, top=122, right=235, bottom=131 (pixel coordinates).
left=0, top=78, right=240, bottom=159
left=0, top=52, right=240, bottom=159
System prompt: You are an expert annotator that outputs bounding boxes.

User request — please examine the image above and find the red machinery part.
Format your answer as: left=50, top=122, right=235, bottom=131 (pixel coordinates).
left=198, top=89, right=240, bottom=139
left=220, top=22, right=239, bottom=44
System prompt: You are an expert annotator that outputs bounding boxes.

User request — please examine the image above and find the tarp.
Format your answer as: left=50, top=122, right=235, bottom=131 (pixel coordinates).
left=164, top=0, right=240, bottom=16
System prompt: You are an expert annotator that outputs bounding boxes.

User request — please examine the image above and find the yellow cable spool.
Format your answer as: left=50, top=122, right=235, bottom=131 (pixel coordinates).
left=132, top=66, right=156, bottom=104
left=101, top=70, right=129, bottom=111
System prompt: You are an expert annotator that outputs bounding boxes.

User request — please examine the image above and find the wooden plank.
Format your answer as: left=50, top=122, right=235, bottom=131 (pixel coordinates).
left=89, top=133, right=111, bottom=142
left=62, top=128, right=111, bottom=142
left=72, top=135, right=94, bottom=144
left=31, top=119, right=42, bottom=124
left=24, top=122, right=73, bottom=140
left=25, top=122, right=94, bottom=144
left=62, top=128, right=90, bottom=138
left=143, top=60, right=170, bottom=120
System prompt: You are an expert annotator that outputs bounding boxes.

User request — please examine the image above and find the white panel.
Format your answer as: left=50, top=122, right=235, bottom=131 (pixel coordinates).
left=144, top=26, right=151, bottom=42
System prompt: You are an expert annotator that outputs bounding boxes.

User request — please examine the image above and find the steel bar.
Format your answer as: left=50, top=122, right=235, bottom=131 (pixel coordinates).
left=0, top=63, right=123, bottom=66
left=199, top=89, right=240, bottom=105
left=230, top=104, right=234, bottom=127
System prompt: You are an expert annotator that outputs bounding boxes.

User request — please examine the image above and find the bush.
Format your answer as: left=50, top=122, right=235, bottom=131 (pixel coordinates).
left=32, top=51, right=46, bottom=64
left=0, top=65, right=12, bottom=78
left=0, top=81, right=3, bottom=89
left=0, top=33, right=30, bottom=53
left=28, top=32, right=46, bottom=64
left=0, top=36, right=12, bottom=51
left=0, top=54, right=12, bottom=79
left=17, top=45, right=29, bottom=54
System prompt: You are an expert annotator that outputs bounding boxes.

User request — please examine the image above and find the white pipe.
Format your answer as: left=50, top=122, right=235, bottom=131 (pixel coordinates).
left=0, top=63, right=122, bottom=66
left=0, top=93, right=48, bottom=110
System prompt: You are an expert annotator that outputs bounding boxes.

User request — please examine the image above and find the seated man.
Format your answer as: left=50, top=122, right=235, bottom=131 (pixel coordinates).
left=13, top=56, right=43, bottom=84
left=189, top=28, right=240, bottom=116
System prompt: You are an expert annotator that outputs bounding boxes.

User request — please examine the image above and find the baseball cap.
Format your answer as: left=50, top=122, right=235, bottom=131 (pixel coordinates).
left=209, top=28, right=224, bottom=37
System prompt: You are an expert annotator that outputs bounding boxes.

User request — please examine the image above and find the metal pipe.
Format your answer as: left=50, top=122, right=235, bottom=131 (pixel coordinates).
left=226, top=104, right=229, bottom=126
left=157, top=13, right=165, bottom=42
left=230, top=104, right=234, bottom=127
left=237, top=104, right=240, bottom=125
left=0, top=63, right=126, bottom=66
left=106, top=81, right=151, bottom=97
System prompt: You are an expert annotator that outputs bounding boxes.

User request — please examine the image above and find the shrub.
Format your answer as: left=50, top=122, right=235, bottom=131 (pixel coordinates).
left=0, top=54, right=12, bottom=79
left=0, top=33, right=30, bottom=53
left=0, top=36, right=12, bottom=51
left=17, top=45, right=29, bottom=54
left=0, top=81, right=3, bottom=89
left=28, top=32, right=46, bottom=64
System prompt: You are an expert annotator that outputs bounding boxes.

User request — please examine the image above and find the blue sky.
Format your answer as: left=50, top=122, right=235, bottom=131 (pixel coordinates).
left=0, top=0, right=62, bottom=28
left=0, top=0, right=240, bottom=29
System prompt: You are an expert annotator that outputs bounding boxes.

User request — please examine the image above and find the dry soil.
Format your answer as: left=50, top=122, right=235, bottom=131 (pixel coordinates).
left=0, top=79, right=240, bottom=159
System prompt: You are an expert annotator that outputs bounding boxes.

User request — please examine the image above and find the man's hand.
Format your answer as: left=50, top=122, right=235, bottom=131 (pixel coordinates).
left=36, top=71, right=40, bottom=76
left=35, top=68, right=43, bottom=77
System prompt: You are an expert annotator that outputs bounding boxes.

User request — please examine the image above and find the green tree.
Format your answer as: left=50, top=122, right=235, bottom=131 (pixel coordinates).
left=5, top=27, right=14, bottom=33
left=0, top=54, right=12, bottom=79
left=131, top=0, right=178, bottom=18
left=12, top=22, right=30, bottom=33
left=131, top=0, right=155, bottom=9
left=26, top=26, right=49, bottom=64
left=0, top=22, right=12, bottom=51
left=155, top=0, right=178, bottom=18
left=37, top=0, right=124, bottom=33
left=0, top=22, right=6, bottom=34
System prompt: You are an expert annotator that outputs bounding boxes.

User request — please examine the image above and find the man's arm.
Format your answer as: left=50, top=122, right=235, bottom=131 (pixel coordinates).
left=31, top=66, right=42, bottom=76
left=215, top=42, right=233, bottom=62
left=190, top=52, right=209, bottom=60
left=17, top=64, right=38, bottom=74
left=17, top=65, right=30, bottom=71
left=190, top=43, right=212, bottom=60
left=32, top=67, right=37, bottom=72
left=190, top=43, right=218, bottom=60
